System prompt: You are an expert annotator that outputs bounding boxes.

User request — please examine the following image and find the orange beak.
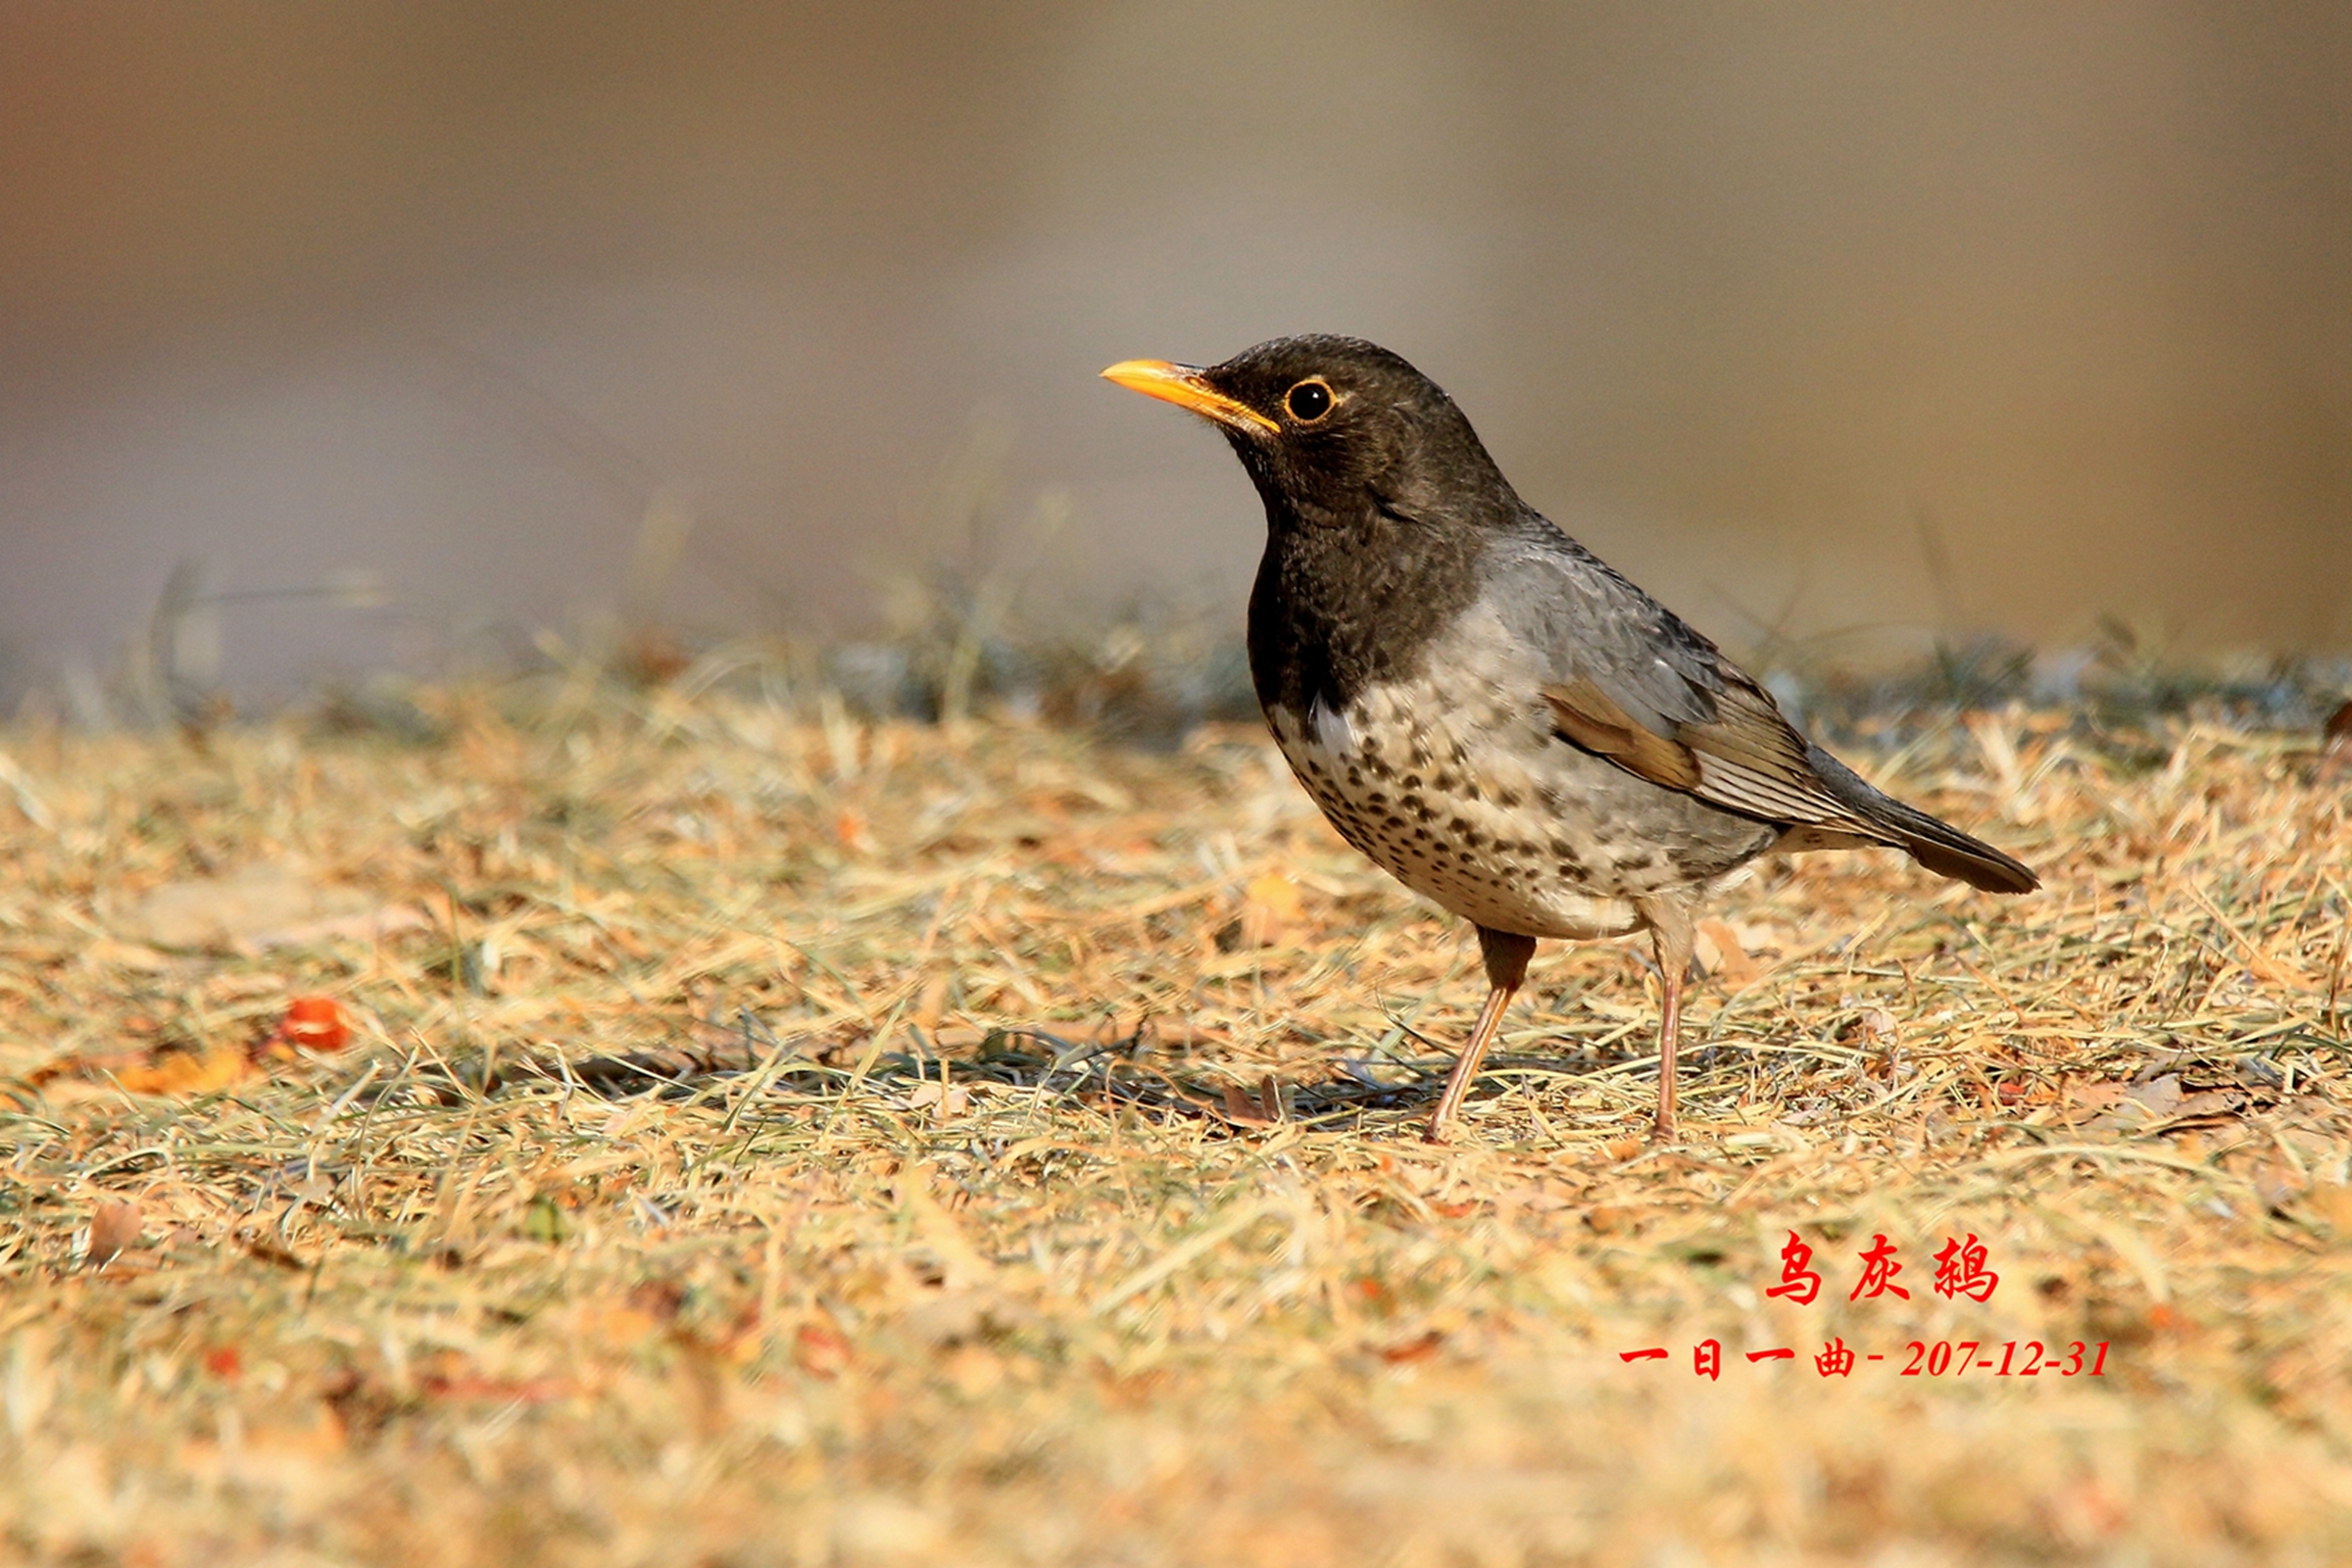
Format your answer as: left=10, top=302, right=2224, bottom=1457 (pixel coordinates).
left=1101, top=359, right=1279, bottom=435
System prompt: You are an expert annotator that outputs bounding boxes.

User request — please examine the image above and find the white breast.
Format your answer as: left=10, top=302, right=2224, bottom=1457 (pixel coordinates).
left=1265, top=676, right=1648, bottom=942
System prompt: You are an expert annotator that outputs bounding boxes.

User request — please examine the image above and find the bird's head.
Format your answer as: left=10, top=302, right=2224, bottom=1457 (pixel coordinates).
left=1102, top=335, right=1515, bottom=530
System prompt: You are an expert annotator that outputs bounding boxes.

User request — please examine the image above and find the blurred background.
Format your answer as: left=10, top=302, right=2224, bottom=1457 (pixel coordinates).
left=4, top=2, right=2349, bottom=716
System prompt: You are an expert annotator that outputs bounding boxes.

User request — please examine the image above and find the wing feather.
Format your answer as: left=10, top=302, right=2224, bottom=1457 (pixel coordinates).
left=1543, top=674, right=1870, bottom=832
left=1494, top=524, right=2036, bottom=894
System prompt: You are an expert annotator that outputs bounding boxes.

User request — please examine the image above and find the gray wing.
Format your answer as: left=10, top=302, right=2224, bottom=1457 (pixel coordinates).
left=1481, top=526, right=2037, bottom=895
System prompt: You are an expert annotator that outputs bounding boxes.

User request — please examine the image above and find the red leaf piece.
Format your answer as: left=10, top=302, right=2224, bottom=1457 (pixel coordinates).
left=280, top=996, right=352, bottom=1053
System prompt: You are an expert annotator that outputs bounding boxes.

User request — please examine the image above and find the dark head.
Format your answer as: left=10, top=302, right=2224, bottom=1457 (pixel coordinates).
left=1102, top=335, right=1517, bottom=531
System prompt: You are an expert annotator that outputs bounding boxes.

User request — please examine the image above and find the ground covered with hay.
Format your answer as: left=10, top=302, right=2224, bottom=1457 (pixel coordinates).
left=2, top=685, right=2349, bottom=1565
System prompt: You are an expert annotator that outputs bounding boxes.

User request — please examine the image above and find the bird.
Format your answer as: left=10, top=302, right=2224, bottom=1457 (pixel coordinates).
left=1102, top=335, right=2037, bottom=1142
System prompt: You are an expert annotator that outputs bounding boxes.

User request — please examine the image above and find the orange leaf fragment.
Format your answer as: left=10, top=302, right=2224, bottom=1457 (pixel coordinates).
left=795, top=1321, right=852, bottom=1379
left=1376, top=1330, right=1446, bottom=1364
left=1238, top=873, right=1304, bottom=949
left=280, top=996, right=352, bottom=1053
left=115, top=1045, right=255, bottom=1096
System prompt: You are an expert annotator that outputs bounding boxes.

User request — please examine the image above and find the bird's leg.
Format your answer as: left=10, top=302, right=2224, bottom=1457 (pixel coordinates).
left=1426, top=926, right=1537, bottom=1143
left=1425, top=986, right=1512, bottom=1143
left=1636, top=899, right=1696, bottom=1140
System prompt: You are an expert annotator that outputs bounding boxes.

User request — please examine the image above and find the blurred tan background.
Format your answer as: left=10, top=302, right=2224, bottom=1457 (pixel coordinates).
left=4, top=2, right=2348, bottom=704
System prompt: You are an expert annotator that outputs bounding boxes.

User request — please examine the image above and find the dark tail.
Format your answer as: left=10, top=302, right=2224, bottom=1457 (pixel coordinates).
left=1807, top=747, right=2039, bottom=895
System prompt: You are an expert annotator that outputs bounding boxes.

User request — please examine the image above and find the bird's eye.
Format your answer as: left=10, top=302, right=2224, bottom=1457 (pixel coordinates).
left=1284, top=378, right=1335, bottom=422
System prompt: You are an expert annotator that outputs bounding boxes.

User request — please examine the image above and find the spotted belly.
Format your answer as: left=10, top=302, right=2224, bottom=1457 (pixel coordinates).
left=1265, top=678, right=1775, bottom=941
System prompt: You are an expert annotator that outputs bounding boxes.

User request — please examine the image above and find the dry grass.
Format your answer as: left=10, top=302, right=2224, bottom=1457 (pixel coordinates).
left=2, top=684, right=2350, bottom=1566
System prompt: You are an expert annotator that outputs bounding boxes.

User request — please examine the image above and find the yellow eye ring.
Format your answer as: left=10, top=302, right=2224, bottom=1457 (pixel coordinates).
left=1284, top=377, right=1336, bottom=422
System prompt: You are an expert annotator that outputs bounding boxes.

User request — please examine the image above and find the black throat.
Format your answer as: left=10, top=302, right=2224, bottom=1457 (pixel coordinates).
left=1245, top=490, right=1489, bottom=720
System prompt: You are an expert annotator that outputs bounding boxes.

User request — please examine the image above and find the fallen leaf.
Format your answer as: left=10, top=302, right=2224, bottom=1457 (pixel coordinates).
left=1376, top=1330, right=1446, bottom=1364
left=795, top=1321, right=852, bottom=1378
left=2125, top=1075, right=2184, bottom=1116
left=87, top=1200, right=143, bottom=1267
left=1220, top=1075, right=1285, bottom=1125
left=2251, top=1162, right=2305, bottom=1210
left=1725, top=919, right=1796, bottom=959
left=2169, top=1089, right=2243, bottom=1120
left=1693, top=918, right=1760, bottom=984
left=903, top=1082, right=972, bottom=1116
left=278, top=996, right=352, bottom=1053
left=290, top=1171, right=335, bottom=1207
left=240, top=1237, right=310, bottom=1271
left=1237, top=873, right=1304, bottom=950
left=114, top=1045, right=255, bottom=1097
left=2080, top=1073, right=2243, bottom=1132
